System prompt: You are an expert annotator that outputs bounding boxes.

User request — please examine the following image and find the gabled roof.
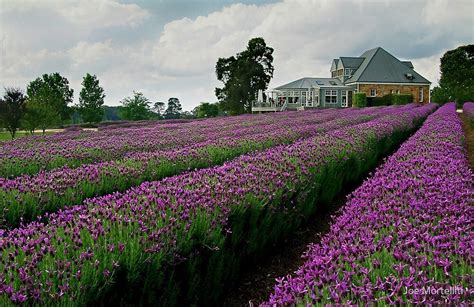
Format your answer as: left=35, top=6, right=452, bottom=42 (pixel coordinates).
left=276, top=77, right=349, bottom=89
left=330, top=59, right=339, bottom=71
left=339, top=57, right=364, bottom=69
left=345, top=47, right=430, bottom=84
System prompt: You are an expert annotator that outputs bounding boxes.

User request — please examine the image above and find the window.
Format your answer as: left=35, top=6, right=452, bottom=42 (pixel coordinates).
left=341, top=91, right=348, bottom=107
left=419, top=87, right=423, bottom=102
left=325, top=90, right=337, bottom=104
left=370, top=88, right=377, bottom=97
left=344, top=68, right=354, bottom=76
left=391, top=89, right=395, bottom=94
left=396, top=89, right=400, bottom=95
left=314, top=90, right=319, bottom=106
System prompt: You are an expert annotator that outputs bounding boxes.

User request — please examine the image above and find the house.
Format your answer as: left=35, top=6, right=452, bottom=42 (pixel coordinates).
left=252, top=47, right=431, bottom=112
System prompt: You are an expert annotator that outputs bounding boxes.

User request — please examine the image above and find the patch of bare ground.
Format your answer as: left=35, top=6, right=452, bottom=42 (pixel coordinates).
left=460, top=113, right=474, bottom=168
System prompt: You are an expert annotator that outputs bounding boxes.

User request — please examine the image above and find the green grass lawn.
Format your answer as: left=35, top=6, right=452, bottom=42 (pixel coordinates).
left=0, top=130, right=56, bottom=141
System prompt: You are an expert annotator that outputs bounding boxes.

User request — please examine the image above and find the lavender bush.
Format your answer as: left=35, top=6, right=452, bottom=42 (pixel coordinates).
left=0, top=104, right=435, bottom=305
left=0, top=106, right=399, bottom=227
left=265, top=103, right=472, bottom=305
left=1, top=110, right=334, bottom=178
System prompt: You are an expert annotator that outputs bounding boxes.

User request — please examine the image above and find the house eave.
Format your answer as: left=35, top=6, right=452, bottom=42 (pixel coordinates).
left=345, top=81, right=431, bottom=86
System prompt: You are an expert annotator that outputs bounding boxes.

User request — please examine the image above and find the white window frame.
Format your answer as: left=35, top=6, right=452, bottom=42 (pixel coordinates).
left=307, top=91, right=313, bottom=107
left=370, top=88, right=377, bottom=97
left=325, top=90, right=337, bottom=105
left=341, top=91, right=348, bottom=107
left=419, top=87, right=423, bottom=102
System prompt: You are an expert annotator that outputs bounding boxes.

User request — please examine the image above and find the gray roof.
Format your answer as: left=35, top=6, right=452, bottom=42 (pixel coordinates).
left=345, top=47, right=430, bottom=84
left=339, top=57, right=364, bottom=69
left=401, top=61, right=414, bottom=69
left=276, top=77, right=350, bottom=89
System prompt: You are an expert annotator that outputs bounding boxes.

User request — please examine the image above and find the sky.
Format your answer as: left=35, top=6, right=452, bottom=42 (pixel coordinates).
left=0, top=0, right=473, bottom=111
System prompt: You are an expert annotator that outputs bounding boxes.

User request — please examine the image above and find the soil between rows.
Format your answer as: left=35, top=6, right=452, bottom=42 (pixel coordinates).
left=460, top=113, right=474, bottom=168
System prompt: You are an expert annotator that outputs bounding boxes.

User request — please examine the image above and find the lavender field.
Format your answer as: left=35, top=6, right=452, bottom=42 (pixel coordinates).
left=0, top=103, right=472, bottom=305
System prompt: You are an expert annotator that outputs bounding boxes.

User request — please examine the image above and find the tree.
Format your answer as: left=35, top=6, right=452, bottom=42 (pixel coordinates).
left=23, top=98, right=59, bottom=135
left=120, top=91, right=152, bottom=121
left=194, top=102, right=219, bottom=118
left=26, top=73, right=73, bottom=123
left=78, top=73, right=105, bottom=123
left=430, top=86, right=450, bottom=104
left=0, top=87, right=27, bottom=139
left=152, top=101, right=166, bottom=119
left=26, top=80, right=62, bottom=134
left=215, top=37, right=274, bottom=115
left=164, top=97, right=182, bottom=119
left=431, top=44, right=474, bottom=105
left=180, top=111, right=195, bottom=119
left=22, top=101, right=40, bottom=134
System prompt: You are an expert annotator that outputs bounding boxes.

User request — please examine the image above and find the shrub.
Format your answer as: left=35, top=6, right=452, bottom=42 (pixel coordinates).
left=353, top=92, right=367, bottom=107
left=369, top=94, right=393, bottom=106
left=392, top=93, right=414, bottom=105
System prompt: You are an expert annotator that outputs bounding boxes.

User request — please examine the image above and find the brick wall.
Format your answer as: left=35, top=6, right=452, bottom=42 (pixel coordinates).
left=358, top=84, right=430, bottom=104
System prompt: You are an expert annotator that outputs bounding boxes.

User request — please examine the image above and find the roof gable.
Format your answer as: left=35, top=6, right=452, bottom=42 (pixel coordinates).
left=345, top=47, right=430, bottom=84
left=330, top=59, right=339, bottom=71
left=339, top=57, right=364, bottom=69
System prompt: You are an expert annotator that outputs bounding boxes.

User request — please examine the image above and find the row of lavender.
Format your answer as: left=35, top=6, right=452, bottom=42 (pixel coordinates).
left=264, top=103, right=472, bottom=305
left=0, top=109, right=333, bottom=178
left=0, top=104, right=435, bottom=305
left=0, top=106, right=398, bottom=228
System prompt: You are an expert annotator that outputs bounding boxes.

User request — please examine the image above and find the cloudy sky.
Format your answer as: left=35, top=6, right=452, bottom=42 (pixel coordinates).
left=1, top=0, right=472, bottom=110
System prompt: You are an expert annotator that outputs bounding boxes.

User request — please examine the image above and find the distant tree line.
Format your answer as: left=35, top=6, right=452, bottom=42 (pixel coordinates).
left=0, top=72, right=226, bottom=139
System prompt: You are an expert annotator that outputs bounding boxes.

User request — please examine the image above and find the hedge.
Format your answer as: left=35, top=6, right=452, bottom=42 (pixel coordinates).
left=392, top=93, right=414, bottom=105
left=353, top=92, right=367, bottom=107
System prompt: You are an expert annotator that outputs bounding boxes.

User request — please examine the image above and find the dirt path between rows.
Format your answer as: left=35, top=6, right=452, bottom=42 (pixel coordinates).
left=460, top=113, right=474, bottom=169
left=222, top=200, right=340, bottom=306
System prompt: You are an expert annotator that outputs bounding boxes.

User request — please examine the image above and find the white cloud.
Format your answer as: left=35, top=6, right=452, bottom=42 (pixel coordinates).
left=58, top=0, right=150, bottom=27
left=0, top=0, right=150, bottom=28
left=0, top=0, right=473, bottom=110
left=152, top=4, right=272, bottom=76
